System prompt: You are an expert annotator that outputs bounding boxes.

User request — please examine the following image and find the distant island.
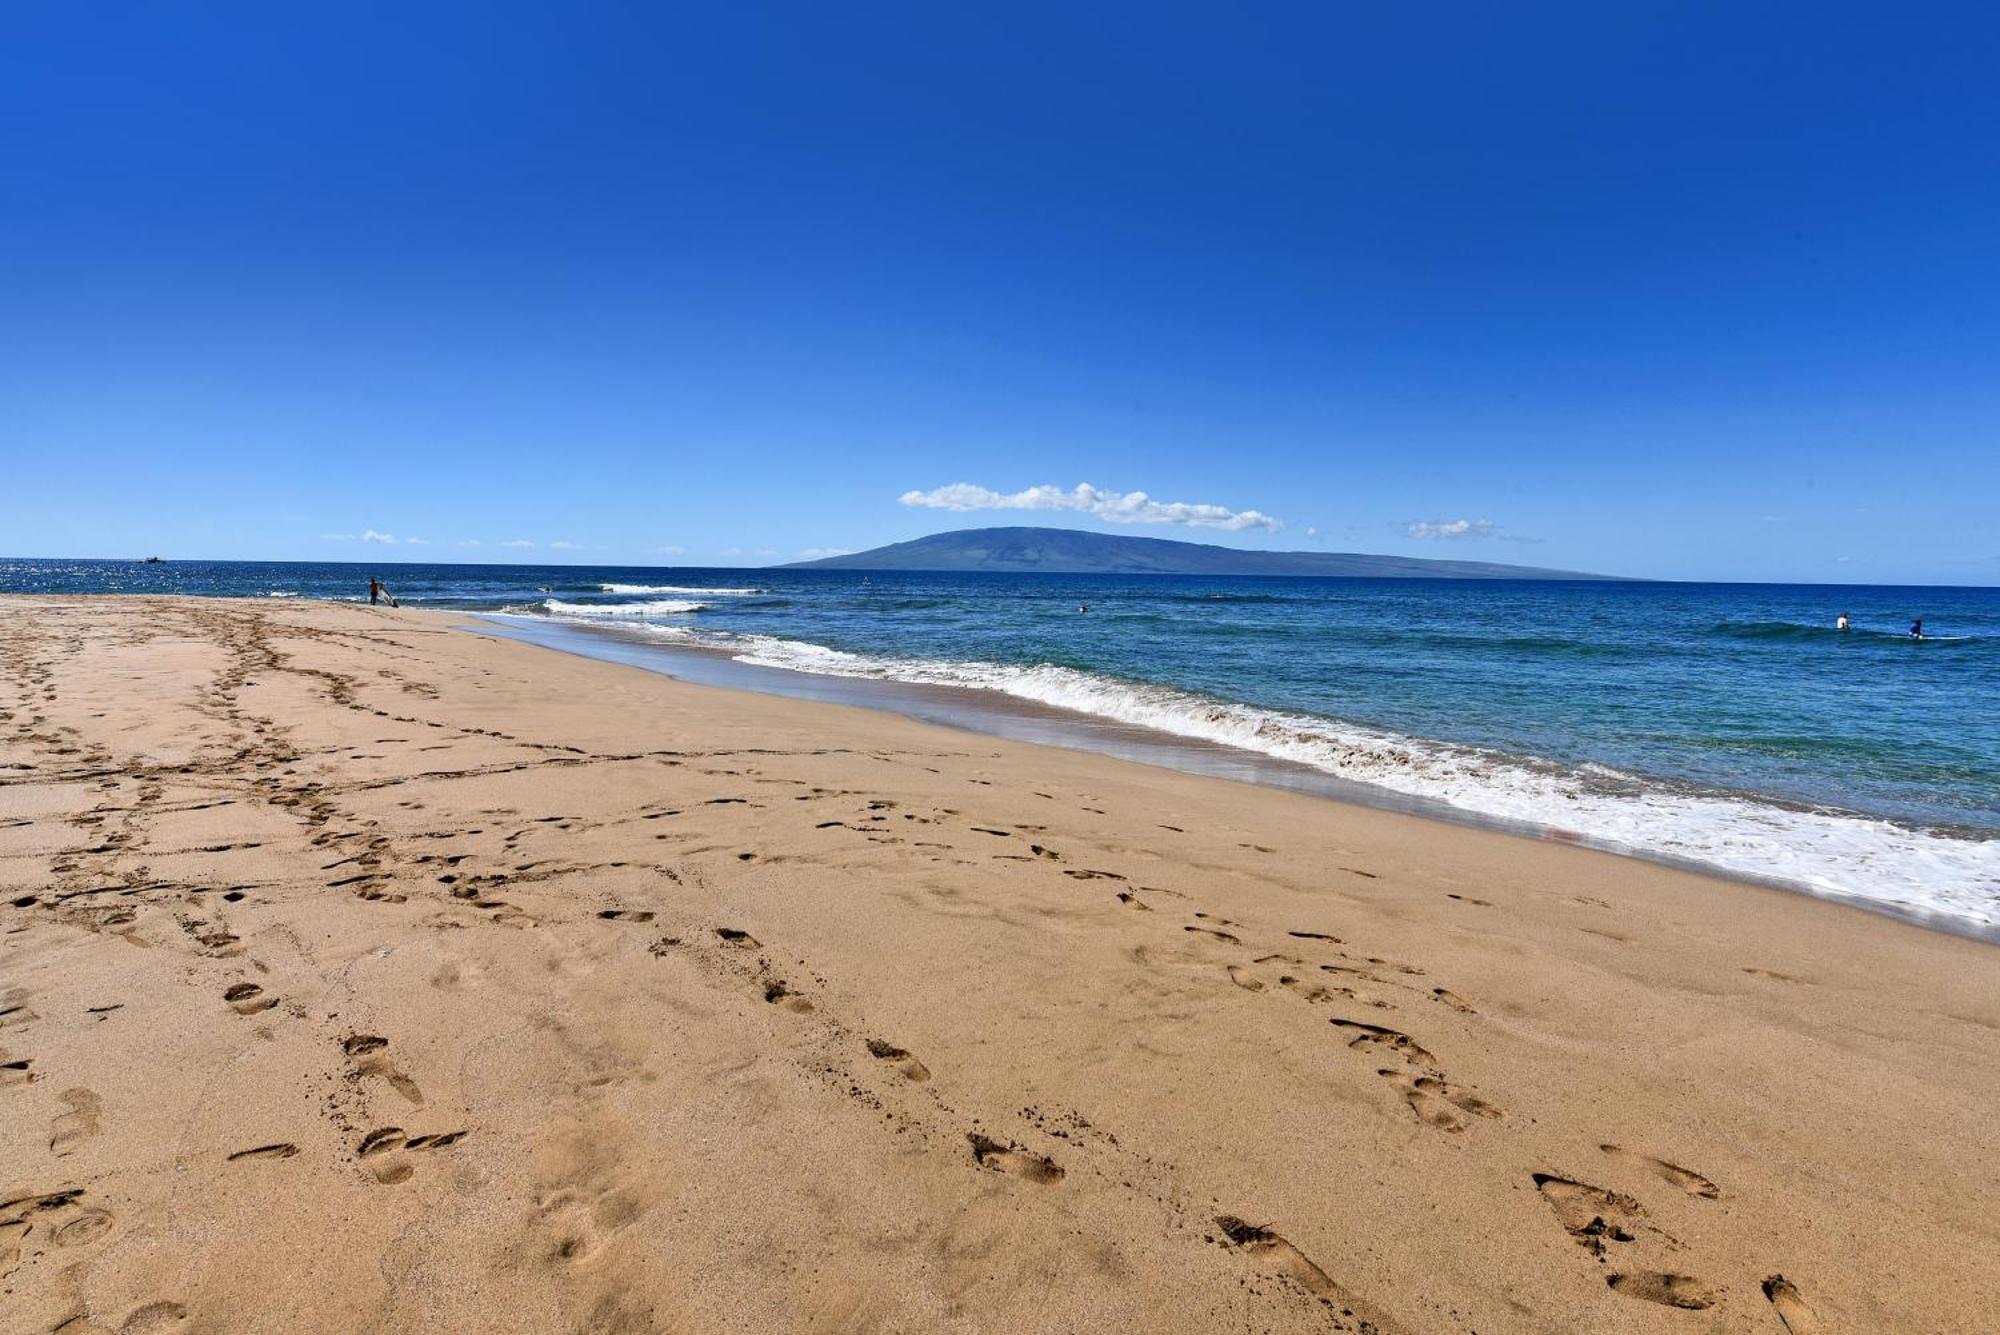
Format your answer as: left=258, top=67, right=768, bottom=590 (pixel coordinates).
left=781, top=526, right=1621, bottom=579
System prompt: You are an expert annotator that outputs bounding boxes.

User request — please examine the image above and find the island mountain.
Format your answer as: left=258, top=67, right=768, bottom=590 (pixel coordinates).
left=781, top=526, right=1618, bottom=579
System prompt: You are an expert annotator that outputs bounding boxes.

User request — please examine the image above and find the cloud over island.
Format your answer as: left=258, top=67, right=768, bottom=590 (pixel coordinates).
left=899, top=482, right=1281, bottom=533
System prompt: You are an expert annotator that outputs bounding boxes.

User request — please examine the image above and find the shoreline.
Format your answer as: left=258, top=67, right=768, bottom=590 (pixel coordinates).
left=4, top=595, right=1997, bottom=1332
left=475, top=609, right=2000, bottom=945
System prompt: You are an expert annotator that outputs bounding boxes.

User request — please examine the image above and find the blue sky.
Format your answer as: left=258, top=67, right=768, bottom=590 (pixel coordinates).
left=4, top=3, right=1997, bottom=582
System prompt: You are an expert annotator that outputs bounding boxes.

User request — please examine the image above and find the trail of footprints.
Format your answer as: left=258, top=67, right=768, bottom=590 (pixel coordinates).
left=662, top=913, right=1435, bottom=1333
left=1531, top=1147, right=1823, bottom=1319
left=732, top=785, right=1828, bottom=1326
left=2, top=610, right=1830, bottom=1329
left=1109, top=860, right=1828, bottom=1324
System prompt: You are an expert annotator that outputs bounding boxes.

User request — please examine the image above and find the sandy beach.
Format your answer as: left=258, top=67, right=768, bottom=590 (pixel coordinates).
left=3, top=595, right=1996, bottom=1333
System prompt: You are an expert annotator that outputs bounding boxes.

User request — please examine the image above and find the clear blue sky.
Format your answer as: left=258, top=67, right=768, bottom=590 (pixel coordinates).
left=4, top=3, right=1997, bottom=582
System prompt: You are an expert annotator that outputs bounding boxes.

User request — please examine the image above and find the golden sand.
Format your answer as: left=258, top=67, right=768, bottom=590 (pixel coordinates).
left=3, top=597, right=1996, bottom=1332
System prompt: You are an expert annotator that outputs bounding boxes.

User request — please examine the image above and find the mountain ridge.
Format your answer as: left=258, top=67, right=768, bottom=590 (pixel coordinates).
left=779, top=526, right=1624, bottom=579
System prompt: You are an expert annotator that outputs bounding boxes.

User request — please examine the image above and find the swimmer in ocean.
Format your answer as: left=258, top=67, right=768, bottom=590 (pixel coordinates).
left=1836, top=612, right=1850, bottom=632
left=1910, top=618, right=1924, bottom=640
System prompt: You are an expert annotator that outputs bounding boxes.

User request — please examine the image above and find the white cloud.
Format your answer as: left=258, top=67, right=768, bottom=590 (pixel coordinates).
left=361, top=529, right=396, bottom=545
left=1406, top=518, right=1496, bottom=541
left=404, top=537, right=428, bottom=546
left=899, top=482, right=1282, bottom=532
left=1403, top=518, right=1543, bottom=545
left=502, top=539, right=535, bottom=549
left=457, top=539, right=481, bottom=548
left=796, top=546, right=854, bottom=560
left=548, top=540, right=583, bottom=550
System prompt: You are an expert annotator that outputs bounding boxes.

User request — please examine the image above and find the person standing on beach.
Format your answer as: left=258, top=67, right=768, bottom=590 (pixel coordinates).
left=369, top=578, right=382, bottom=605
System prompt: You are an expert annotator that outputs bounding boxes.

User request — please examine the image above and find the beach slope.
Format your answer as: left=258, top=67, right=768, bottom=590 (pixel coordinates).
left=2, top=597, right=1995, bottom=1332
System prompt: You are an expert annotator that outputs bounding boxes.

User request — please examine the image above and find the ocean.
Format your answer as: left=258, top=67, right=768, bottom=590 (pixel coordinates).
left=7, top=557, right=1996, bottom=933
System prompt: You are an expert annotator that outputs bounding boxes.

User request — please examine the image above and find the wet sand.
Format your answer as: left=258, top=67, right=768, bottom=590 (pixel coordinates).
left=3, top=596, right=1997, bottom=1333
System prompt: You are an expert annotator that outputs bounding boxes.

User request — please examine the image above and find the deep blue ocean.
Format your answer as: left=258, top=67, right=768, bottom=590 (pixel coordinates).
left=7, top=557, right=1996, bottom=930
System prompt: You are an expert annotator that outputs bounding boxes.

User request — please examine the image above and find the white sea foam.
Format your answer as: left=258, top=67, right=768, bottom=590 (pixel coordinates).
left=514, top=611, right=2000, bottom=929
left=597, top=583, right=764, bottom=595
left=542, top=598, right=708, bottom=616
left=723, top=633, right=2000, bottom=927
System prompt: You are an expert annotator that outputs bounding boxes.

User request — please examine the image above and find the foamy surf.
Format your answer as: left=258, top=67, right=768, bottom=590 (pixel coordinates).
left=520, top=613, right=2000, bottom=929
left=540, top=598, right=708, bottom=616
left=597, top=583, right=765, bottom=595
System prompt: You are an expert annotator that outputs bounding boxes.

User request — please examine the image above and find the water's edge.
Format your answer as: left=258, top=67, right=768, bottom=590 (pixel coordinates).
left=462, top=612, right=2000, bottom=947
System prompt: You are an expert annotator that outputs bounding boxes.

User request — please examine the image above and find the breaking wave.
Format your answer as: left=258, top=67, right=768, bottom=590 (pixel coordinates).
left=573, top=620, right=1999, bottom=928
left=598, top=583, right=765, bottom=595
left=539, top=598, right=707, bottom=616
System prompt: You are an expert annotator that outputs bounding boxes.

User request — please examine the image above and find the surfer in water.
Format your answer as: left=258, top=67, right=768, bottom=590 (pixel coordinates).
left=1910, top=618, right=1925, bottom=640
left=1836, top=612, right=1850, bottom=632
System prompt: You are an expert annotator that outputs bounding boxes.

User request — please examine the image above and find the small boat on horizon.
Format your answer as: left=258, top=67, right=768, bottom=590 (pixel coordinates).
left=143, top=556, right=165, bottom=563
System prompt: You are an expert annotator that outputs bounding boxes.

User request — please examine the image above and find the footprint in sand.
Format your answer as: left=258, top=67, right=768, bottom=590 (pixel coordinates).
left=226, top=1143, right=299, bottom=1162
left=358, top=1126, right=412, bottom=1181
left=343, top=1034, right=425, bottom=1105
left=1227, top=965, right=1265, bottom=992
left=1379, top=1070, right=1501, bottom=1132
left=1, top=1055, right=33, bottom=1086
left=865, top=1039, right=931, bottom=1081
left=53, top=1206, right=115, bottom=1248
left=1210, top=1216, right=1407, bottom=1333
left=1279, top=975, right=1340, bottom=1003
left=1330, top=1019, right=1436, bottom=1068
left=117, top=1300, right=190, bottom=1333
left=49, top=1088, right=102, bottom=1157
left=1430, top=987, right=1476, bottom=1014
left=2, top=1188, right=114, bottom=1275
left=530, top=1129, right=652, bottom=1266
left=1184, top=924, right=1241, bottom=944
left=1115, top=892, right=1151, bottom=911
left=715, top=927, right=760, bottom=948
left=1533, top=1174, right=1649, bottom=1255
left=2, top=987, right=41, bottom=1029
left=1599, top=1144, right=1721, bottom=1199
left=967, top=1133, right=1063, bottom=1184
left=763, top=981, right=815, bottom=1012
left=357, top=1126, right=468, bottom=1183
left=1763, top=1274, right=1823, bottom=1333
left=224, top=982, right=276, bottom=1015
left=596, top=909, right=655, bottom=923
left=1607, top=1271, right=1717, bottom=1310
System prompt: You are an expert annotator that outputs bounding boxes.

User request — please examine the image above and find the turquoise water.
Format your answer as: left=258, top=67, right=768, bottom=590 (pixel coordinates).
left=7, top=558, right=1996, bottom=928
